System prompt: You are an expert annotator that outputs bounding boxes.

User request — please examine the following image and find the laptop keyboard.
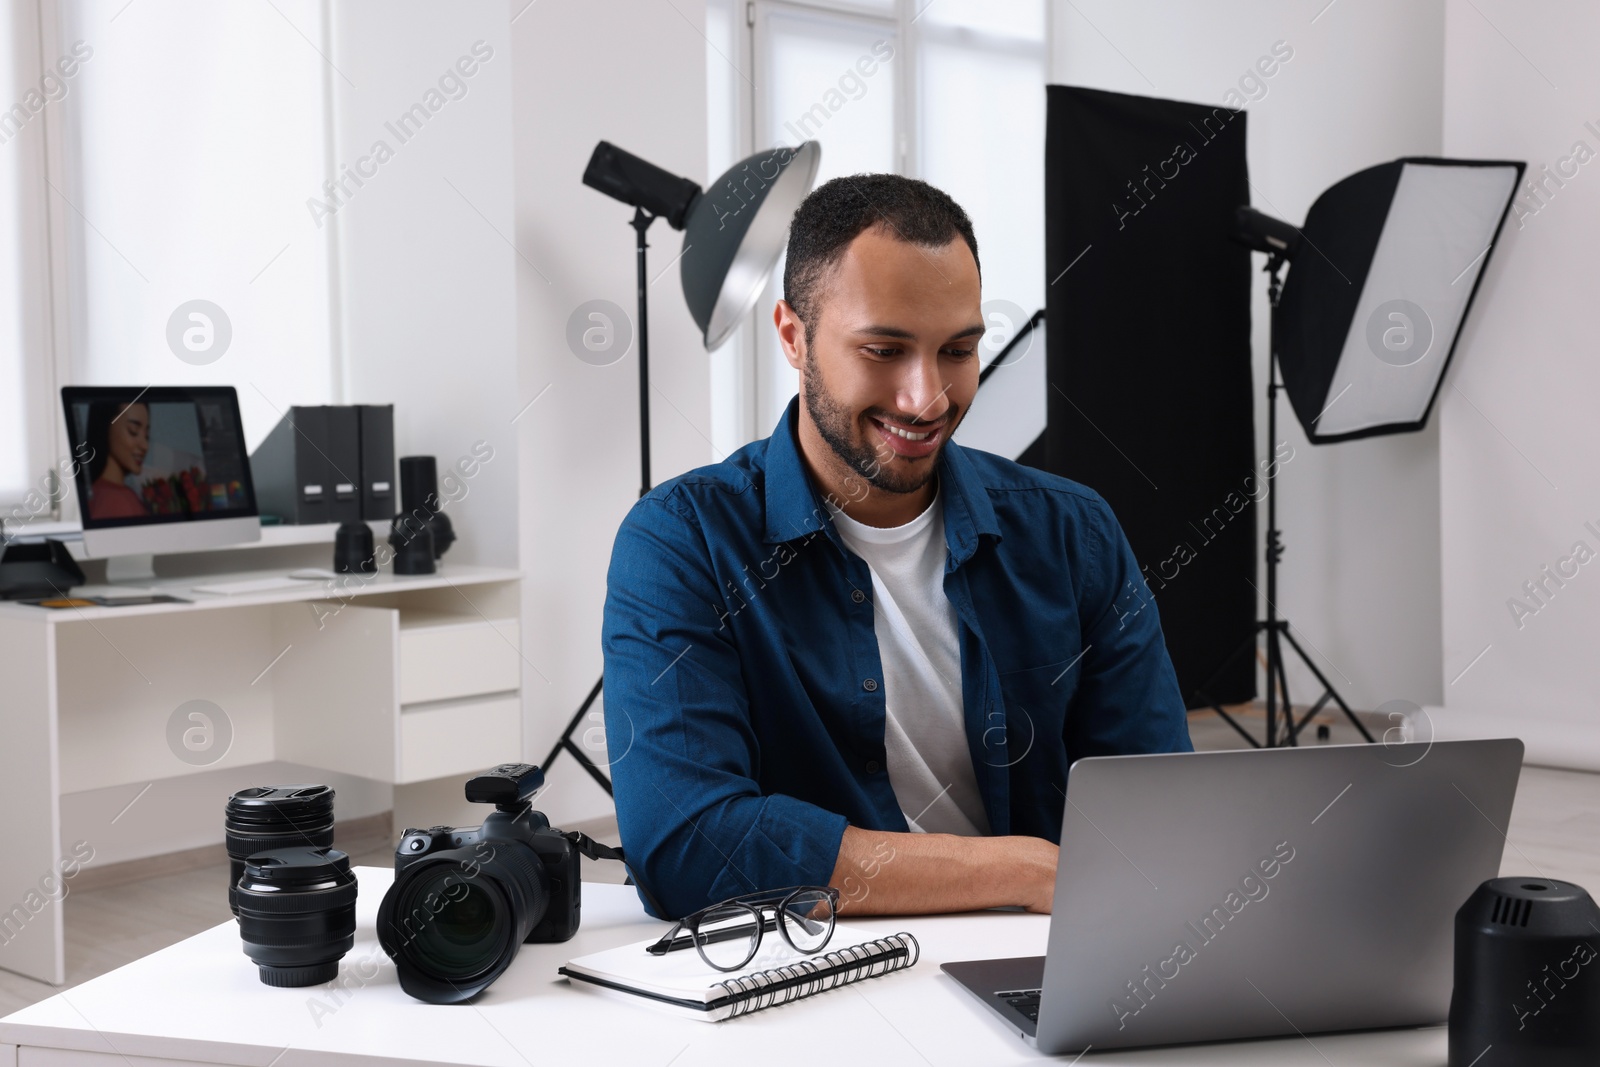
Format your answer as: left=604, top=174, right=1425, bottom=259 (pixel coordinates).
left=997, top=988, right=1043, bottom=1022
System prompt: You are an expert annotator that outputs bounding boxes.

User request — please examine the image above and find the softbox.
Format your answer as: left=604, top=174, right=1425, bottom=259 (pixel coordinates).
left=1275, top=158, right=1524, bottom=443
left=1043, top=85, right=1256, bottom=707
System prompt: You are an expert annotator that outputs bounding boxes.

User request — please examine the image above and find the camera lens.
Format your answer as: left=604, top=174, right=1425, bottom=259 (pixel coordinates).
left=399, top=865, right=510, bottom=979
left=378, top=844, right=550, bottom=1003
left=388, top=514, right=436, bottom=574
left=235, top=846, right=357, bottom=987
left=224, top=785, right=335, bottom=916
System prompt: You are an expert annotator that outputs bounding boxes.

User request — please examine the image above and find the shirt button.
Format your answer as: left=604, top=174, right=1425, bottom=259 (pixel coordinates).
left=851, top=589, right=866, bottom=604
left=866, top=760, right=881, bottom=774
left=862, top=678, right=878, bottom=692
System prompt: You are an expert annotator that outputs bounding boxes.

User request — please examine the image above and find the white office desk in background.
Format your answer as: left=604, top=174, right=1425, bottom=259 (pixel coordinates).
left=0, top=526, right=524, bottom=987
left=0, top=871, right=1449, bottom=1067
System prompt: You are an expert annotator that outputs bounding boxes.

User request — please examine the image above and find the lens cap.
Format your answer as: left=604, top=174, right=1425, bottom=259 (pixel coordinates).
left=226, top=785, right=335, bottom=826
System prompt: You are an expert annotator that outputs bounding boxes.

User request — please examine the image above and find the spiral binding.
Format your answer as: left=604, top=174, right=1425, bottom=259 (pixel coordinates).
left=710, top=932, right=921, bottom=1019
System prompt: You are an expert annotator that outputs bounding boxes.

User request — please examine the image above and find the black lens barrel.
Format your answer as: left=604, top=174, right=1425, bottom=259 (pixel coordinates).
left=377, top=843, right=551, bottom=1004
left=235, top=846, right=358, bottom=987
left=224, top=785, right=336, bottom=916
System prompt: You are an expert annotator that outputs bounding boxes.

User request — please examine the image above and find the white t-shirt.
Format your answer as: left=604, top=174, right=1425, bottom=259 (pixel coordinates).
left=829, top=484, right=991, bottom=836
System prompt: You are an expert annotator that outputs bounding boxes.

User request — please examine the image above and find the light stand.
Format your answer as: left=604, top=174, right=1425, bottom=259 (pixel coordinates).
left=1194, top=249, right=1375, bottom=748
left=1195, top=160, right=1522, bottom=747
left=541, top=141, right=820, bottom=794
left=541, top=206, right=660, bottom=794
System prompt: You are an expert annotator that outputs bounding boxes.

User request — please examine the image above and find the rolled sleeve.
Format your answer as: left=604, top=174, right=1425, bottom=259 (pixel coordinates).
left=601, top=496, right=848, bottom=919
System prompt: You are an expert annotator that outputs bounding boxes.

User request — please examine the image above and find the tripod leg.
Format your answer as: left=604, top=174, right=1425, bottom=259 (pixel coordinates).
left=562, top=737, right=617, bottom=796
left=1274, top=629, right=1296, bottom=746
left=1278, top=628, right=1377, bottom=743
left=1264, top=625, right=1278, bottom=748
left=1192, top=690, right=1264, bottom=748
left=1191, top=622, right=1268, bottom=748
left=542, top=675, right=607, bottom=771
left=1292, top=691, right=1331, bottom=741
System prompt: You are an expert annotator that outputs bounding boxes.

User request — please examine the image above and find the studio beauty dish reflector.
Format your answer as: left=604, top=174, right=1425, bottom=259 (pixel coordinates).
left=583, top=139, right=821, bottom=350
left=682, top=143, right=819, bottom=349
left=1268, top=158, right=1523, bottom=444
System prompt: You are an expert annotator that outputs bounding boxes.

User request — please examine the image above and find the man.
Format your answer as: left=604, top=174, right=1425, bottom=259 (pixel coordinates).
left=602, top=174, right=1190, bottom=920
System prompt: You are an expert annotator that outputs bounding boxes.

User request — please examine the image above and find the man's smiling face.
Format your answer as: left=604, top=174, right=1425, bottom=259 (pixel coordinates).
left=778, top=223, right=984, bottom=499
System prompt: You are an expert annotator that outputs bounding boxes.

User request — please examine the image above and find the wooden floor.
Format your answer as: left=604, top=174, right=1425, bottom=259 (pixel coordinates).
left=3, top=707, right=1597, bottom=1016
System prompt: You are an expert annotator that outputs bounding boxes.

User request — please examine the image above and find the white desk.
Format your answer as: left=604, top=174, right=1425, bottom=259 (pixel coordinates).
left=0, top=540, right=523, bottom=986
left=0, top=869, right=1448, bottom=1066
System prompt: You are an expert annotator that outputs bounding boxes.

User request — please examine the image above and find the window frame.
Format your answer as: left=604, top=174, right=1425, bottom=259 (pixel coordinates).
left=0, top=0, right=67, bottom=519
left=710, top=0, right=1051, bottom=451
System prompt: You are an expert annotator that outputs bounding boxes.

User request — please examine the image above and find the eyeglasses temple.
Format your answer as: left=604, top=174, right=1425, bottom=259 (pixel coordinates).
left=646, top=912, right=783, bottom=955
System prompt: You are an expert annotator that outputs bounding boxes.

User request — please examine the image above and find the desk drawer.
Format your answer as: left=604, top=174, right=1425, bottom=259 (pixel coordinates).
left=399, top=693, right=521, bottom=783
left=399, top=617, right=521, bottom=704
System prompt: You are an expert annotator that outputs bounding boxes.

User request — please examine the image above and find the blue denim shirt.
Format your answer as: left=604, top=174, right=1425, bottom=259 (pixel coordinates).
left=602, top=398, right=1191, bottom=918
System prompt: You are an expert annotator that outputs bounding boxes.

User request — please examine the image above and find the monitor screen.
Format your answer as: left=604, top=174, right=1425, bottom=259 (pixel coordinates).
left=62, top=386, right=259, bottom=530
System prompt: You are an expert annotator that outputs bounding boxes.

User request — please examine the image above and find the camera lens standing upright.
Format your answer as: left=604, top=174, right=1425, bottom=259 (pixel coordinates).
left=376, top=763, right=582, bottom=1004
left=399, top=455, right=456, bottom=560
left=235, top=846, right=358, bottom=987
left=223, top=785, right=336, bottom=916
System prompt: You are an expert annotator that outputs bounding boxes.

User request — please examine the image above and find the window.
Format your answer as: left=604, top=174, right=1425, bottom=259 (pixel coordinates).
left=0, top=0, right=57, bottom=513
left=52, top=0, right=334, bottom=460
left=0, top=1, right=335, bottom=521
left=752, top=2, right=900, bottom=439
left=915, top=0, right=1047, bottom=328
left=706, top=0, right=1047, bottom=452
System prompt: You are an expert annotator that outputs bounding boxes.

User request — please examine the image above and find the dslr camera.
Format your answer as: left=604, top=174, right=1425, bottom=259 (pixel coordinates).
left=377, top=763, right=581, bottom=1003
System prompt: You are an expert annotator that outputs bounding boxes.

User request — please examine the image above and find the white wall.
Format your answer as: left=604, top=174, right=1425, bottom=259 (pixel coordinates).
left=1434, top=0, right=1600, bottom=765
left=330, top=1, right=519, bottom=571
left=1050, top=0, right=1448, bottom=715
left=512, top=0, right=710, bottom=825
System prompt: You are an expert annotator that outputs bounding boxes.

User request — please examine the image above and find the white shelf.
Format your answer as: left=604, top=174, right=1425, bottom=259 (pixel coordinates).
left=0, top=563, right=522, bottom=623
left=20, top=520, right=383, bottom=546
left=46, top=520, right=389, bottom=560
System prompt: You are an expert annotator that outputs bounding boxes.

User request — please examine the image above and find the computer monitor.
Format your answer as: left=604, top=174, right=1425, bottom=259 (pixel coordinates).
left=62, top=386, right=261, bottom=559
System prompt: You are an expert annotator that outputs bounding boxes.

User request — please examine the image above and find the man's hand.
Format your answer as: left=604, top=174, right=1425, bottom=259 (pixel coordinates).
left=828, top=825, right=1059, bottom=916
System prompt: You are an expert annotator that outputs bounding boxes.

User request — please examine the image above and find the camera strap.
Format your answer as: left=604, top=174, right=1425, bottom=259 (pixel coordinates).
left=560, top=831, right=667, bottom=919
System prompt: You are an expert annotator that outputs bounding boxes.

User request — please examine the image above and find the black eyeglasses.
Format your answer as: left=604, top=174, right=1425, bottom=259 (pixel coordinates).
left=646, top=886, right=841, bottom=972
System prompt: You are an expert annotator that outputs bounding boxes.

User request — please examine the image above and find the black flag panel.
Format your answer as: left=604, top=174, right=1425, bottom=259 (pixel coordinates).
left=1041, top=85, right=1257, bottom=707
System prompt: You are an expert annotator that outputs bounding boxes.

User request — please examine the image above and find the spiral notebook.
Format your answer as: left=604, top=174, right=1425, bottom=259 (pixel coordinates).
left=559, top=925, right=920, bottom=1021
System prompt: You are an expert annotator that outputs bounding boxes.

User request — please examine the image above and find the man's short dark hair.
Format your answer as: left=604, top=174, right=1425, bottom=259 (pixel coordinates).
left=783, top=173, right=980, bottom=346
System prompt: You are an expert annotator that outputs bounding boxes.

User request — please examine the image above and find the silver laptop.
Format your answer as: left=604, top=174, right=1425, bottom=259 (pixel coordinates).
left=943, top=738, right=1524, bottom=1054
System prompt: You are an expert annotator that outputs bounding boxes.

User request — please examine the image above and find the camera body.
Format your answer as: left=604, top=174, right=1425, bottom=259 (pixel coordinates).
left=393, top=805, right=580, bottom=944
left=378, top=763, right=587, bottom=1003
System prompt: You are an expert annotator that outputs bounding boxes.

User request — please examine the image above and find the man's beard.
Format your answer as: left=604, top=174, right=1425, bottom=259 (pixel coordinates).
left=802, top=353, right=955, bottom=496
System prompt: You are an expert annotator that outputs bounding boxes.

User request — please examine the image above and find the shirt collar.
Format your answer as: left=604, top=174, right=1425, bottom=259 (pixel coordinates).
left=937, top=424, right=1003, bottom=565
left=761, top=397, right=1002, bottom=564
left=761, top=397, right=836, bottom=546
